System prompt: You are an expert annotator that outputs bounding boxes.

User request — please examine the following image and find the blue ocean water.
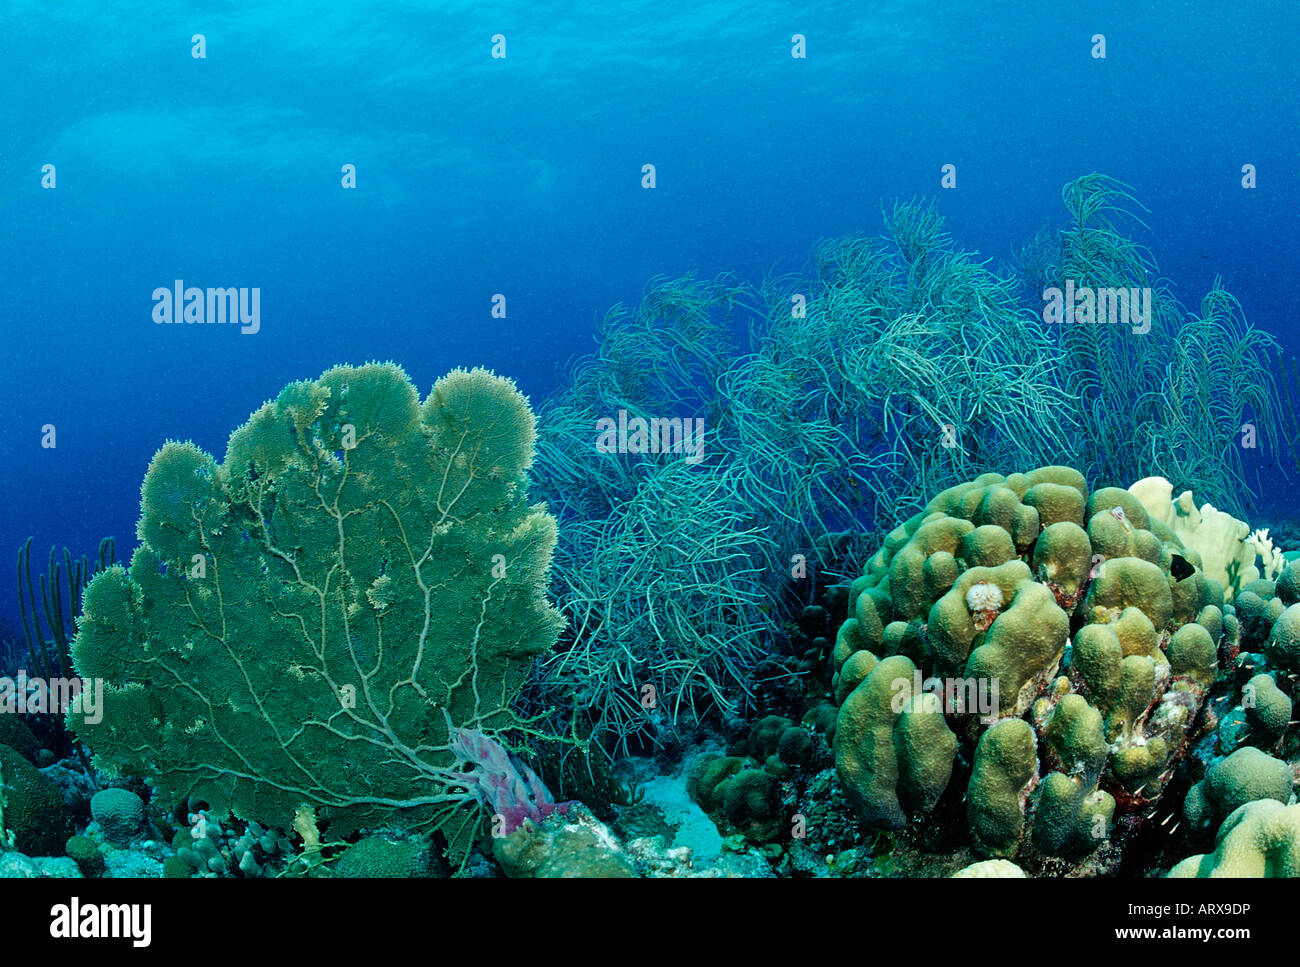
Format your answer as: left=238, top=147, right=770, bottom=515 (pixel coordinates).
left=1, top=0, right=1298, bottom=641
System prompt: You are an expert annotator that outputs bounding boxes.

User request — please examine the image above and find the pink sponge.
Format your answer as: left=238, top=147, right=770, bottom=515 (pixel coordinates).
left=448, top=724, right=574, bottom=833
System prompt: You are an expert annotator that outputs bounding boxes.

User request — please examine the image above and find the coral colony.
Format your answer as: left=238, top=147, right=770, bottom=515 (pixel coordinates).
left=5, top=175, right=1300, bottom=880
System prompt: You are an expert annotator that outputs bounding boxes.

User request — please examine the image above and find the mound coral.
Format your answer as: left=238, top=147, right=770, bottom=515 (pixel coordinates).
left=1168, top=800, right=1300, bottom=877
left=493, top=802, right=636, bottom=878
left=1183, top=746, right=1292, bottom=837
left=0, top=744, right=73, bottom=855
left=89, top=788, right=144, bottom=845
left=830, top=466, right=1226, bottom=870
left=64, top=834, right=105, bottom=878
left=951, top=858, right=1026, bottom=877
left=333, top=836, right=434, bottom=878
left=67, top=363, right=564, bottom=849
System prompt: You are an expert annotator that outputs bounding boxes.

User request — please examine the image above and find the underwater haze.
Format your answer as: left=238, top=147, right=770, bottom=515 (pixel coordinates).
left=2, top=0, right=1300, bottom=886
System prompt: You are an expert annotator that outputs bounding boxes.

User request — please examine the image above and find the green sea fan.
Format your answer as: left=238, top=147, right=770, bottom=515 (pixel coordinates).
left=68, top=362, right=564, bottom=841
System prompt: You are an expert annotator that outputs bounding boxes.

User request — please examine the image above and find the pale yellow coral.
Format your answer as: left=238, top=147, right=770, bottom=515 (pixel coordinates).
left=1167, top=800, right=1300, bottom=877
left=951, top=858, right=1026, bottom=877
left=1248, top=528, right=1285, bottom=582
left=1128, top=476, right=1259, bottom=600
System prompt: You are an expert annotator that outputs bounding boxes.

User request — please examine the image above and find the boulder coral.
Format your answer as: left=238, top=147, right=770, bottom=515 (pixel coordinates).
left=89, top=788, right=145, bottom=845
left=687, top=712, right=820, bottom=843
left=1168, top=800, right=1300, bottom=877
left=1183, top=746, right=1293, bottom=837
left=333, top=836, right=435, bottom=878
left=493, top=803, right=636, bottom=878
left=0, top=744, right=74, bottom=856
left=831, top=466, right=1234, bottom=870
left=834, top=654, right=957, bottom=829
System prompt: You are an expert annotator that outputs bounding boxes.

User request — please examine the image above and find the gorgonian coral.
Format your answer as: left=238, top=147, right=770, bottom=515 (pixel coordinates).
left=69, top=363, right=564, bottom=849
